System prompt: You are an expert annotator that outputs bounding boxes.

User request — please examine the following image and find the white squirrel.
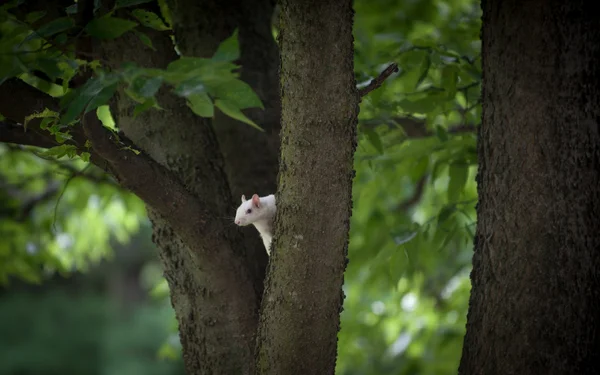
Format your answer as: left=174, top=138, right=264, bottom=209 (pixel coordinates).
left=234, top=194, right=276, bottom=255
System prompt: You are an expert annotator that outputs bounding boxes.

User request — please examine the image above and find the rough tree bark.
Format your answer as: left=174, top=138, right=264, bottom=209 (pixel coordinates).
left=459, top=0, right=600, bottom=373
left=255, top=1, right=359, bottom=374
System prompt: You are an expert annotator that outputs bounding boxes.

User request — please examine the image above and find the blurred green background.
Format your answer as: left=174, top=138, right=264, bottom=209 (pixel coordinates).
left=0, top=0, right=480, bottom=374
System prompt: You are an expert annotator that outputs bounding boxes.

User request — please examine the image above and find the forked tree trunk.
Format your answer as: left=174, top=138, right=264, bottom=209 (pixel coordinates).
left=255, top=1, right=359, bottom=374
left=459, top=0, right=600, bottom=373
left=97, top=1, right=280, bottom=373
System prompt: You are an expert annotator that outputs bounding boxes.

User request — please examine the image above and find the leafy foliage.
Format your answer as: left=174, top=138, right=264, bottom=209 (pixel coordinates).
left=335, top=0, right=481, bottom=373
left=0, top=144, right=146, bottom=284
left=0, top=2, right=264, bottom=141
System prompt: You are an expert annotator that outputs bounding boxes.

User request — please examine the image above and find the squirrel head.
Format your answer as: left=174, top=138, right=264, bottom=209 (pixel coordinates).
left=234, top=194, right=270, bottom=226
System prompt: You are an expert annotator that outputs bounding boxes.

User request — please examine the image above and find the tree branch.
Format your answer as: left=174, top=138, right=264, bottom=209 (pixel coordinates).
left=0, top=77, right=214, bottom=251
left=0, top=120, right=58, bottom=149
left=80, top=111, right=223, bottom=250
left=4, top=143, right=124, bottom=191
left=0, top=79, right=59, bottom=128
left=358, top=63, right=399, bottom=97
left=0, top=78, right=93, bottom=147
left=396, top=174, right=427, bottom=211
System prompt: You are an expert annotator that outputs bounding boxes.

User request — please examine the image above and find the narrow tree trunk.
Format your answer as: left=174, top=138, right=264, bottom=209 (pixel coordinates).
left=255, top=1, right=359, bottom=374
left=459, top=0, right=600, bottom=373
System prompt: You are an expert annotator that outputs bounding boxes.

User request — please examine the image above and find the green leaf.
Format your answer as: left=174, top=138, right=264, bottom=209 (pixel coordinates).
left=60, top=73, right=120, bottom=124
left=364, top=128, right=384, bottom=154
left=80, top=152, right=91, bottom=162
left=132, top=29, right=155, bottom=50
left=437, top=206, right=455, bottom=226
left=39, top=144, right=78, bottom=159
left=415, top=53, right=431, bottom=89
left=393, top=230, right=418, bottom=246
left=85, top=15, right=138, bottom=39
left=409, top=156, right=430, bottom=181
left=133, top=98, right=159, bottom=117
left=447, top=162, right=469, bottom=202
left=85, top=83, right=118, bottom=114
left=215, top=99, right=263, bottom=131
left=166, top=57, right=239, bottom=85
left=158, top=342, right=178, bottom=360
left=39, top=117, right=55, bottom=130
left=131, top=9, right=170, bottom=31
left=56, top=60, right=78, bottom=91
left=166, top=57, right=213, bottom=73
left=172, top=77, right=207, bottom=97
left=150, top=278, right=170, bottom=299
left=212, top=29, right=239, bottom=62
left=441, top=65, right=458, bottom=99
left=377, top=137, right=441, bottom=166
left=438, top=225, right=457, bottom=252
left=130, top=76, right=163, bottom=98
left=157, top=0, right=173, bottom=28
left=25, top=11, right=46, bottom=24
left=23, top=108, right=59, bottom=130
left=187, top=93, right=214, bottom=117
left=54, top=131, right=72, bottom=143
left=399, top=97, right=437, bottom=114
left=207, top=79, right=263, bottom=110
left=36, top=17, right=75, bottom=38
left=33, top=58, right=64, bottom=80
left=435, top=125, right=449, bottom=142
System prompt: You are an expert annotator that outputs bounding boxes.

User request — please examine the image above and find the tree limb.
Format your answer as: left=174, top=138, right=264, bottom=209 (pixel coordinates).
left=0, top=79, right=90, bottom=147
left=80, top=111, right=224, bottom=250
left=4, top=143, right=124, bottom=191
left=0, top=120, right=58, bottom=149
left=358, top=63, right=399, bottom=97
left=396, top=174, right=428, bottom=211
left=0, top=75, right=216, bottom=253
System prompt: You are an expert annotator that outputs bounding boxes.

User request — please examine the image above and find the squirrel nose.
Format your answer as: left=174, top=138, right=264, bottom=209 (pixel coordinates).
left=235, top=220, right=240, bottom=225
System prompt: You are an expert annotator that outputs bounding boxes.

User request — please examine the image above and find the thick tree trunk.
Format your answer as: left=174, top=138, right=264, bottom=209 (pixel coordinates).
left=97, top=1, right=280, bottom=372
left=98, top=27, right=261, bottom=374
left=459, top=0, right=600, bottom=373
left=254, top=1, right=358, bottom=374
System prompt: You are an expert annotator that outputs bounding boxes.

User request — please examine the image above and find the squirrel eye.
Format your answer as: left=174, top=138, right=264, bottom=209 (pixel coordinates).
left=246, top=209, right=252, bottom=214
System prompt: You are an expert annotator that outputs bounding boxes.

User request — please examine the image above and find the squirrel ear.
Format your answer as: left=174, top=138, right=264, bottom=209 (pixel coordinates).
left=251, top=194, right=261, bottom=208
left=241, top=195, right=246, bottom=203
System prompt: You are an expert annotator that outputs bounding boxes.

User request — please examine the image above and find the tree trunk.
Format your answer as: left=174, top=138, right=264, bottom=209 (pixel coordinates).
left=98, top=26, right=261, bottom=375
left=459, top=0, right=600, bottom=373
left=95, top=1, right=280, bottom=373
left=255, top=1, right=359, bottom=374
